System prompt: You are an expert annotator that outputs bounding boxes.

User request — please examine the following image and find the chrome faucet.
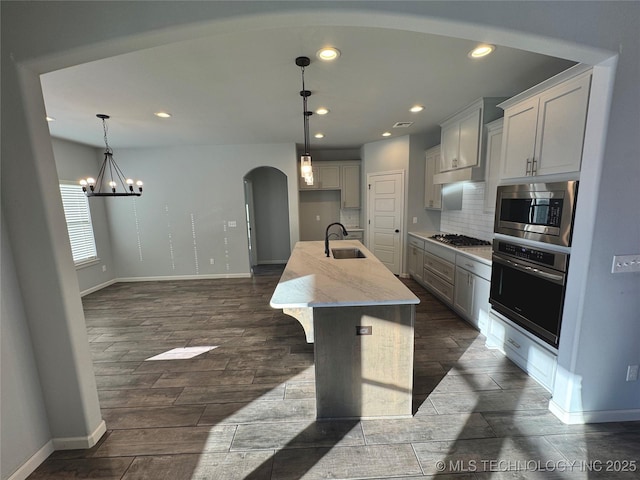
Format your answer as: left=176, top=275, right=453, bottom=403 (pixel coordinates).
left=325, top=222, right=349, bottom=257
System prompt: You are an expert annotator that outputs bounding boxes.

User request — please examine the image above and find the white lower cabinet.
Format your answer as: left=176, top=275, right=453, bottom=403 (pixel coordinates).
left=422, top=243, right=456, bottom=305
left=454, top=266, right=474, bottom=320
left=347, top=230, right=363, bottom=241
left=453, top=254, right=491, bottom=331
left=408, top=244, right=424, bottom=283
left=407, top=236, right=492, bottom=334
left=486, top=311, right=558, bottom=392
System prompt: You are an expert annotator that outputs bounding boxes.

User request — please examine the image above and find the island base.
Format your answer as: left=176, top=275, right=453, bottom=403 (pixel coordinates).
left=313, top=304, right=415, bottom=419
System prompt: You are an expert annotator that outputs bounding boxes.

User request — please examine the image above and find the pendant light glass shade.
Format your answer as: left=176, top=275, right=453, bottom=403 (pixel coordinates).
left=301, top=155, right=313, bottom=185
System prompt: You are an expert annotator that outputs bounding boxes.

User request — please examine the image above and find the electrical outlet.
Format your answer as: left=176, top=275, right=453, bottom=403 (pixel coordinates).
left=356, top=326, right=372, bottom=335
left=626, top=365, right=639, bottom=382
left=101, top=265, right=107, bottom=272
left=316, top=215, right=320, bottom=221
left=612, top=254, right=640, bottom=273
left=412, top=217, right=418, bottom=224
left=209, top=258, right=215, bottom=265
left=228, top=221, right=237, bottom=228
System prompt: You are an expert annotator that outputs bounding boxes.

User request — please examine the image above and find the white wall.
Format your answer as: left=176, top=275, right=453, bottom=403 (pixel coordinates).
left=105, top=144, right=298, bottom=279
left=52, top=138, right=117, bottom=294
left=2, top=2, right=639, bottom=478
left=1, top=215, right=52, bottom=480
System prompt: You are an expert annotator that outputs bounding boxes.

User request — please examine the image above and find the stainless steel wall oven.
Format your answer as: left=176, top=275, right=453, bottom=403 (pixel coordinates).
left=490, top=239, right=569, bottom=348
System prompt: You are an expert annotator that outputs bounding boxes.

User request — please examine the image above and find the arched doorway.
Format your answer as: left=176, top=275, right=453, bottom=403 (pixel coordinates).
left=243, top=166, right=291, bottom=274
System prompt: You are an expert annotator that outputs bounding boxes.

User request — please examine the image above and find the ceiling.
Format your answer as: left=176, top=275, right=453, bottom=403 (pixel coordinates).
left=41, top=25, right=576, bottom=151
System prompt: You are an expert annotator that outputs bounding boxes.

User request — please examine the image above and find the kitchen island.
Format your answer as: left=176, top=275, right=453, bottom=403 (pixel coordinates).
left=270, top=240, right=419, bottom=419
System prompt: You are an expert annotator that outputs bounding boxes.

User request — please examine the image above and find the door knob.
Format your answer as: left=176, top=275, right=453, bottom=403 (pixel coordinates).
left=395, top=229, right=400, bottom=233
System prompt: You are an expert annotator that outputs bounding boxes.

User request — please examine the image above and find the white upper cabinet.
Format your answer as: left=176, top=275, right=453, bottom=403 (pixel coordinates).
left=299, top=162, right=341, bottom=190
left=440, top=103, right=481, bottom=171
left=434, top=97, right=507, bottom=184
left=299, top=161, right=361, bottom=209
left=341, top=163, right=360, bottom=209
left=501, top=97, right=538, bottom=179
left=483, top=118, right=504, bottom=212
left=499, top=66, right=592, bottom=180
left=424, top=145, right=442, bottom=210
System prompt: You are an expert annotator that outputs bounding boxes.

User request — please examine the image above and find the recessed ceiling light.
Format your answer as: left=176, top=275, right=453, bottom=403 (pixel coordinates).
left=382, top=132, right=392, bottom=137
left=316, top=107, right=329, bottom=115
left=316, top=47, right=340, bottom=61
left=468, top=44, right=495, bottom=58
left=314, top=133, right=325, bottom=139
left=154, top=112, right=172, bottom=118
left=46, top=116, right=55, bottom=122
left=410, top=105, right=424, bottom=113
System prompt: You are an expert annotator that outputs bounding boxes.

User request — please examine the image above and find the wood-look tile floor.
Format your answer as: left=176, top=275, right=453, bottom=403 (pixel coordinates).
left=29, top=274, right=640, bottom=479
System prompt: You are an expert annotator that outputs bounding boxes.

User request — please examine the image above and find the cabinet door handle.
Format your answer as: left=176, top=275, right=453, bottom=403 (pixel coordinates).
left=507, top=337, right=521, bottom=349
left=531, top=157, right=538, bottom=176
left=525, top=158, right=532, bottom=175
left=464, top=263, right=474, bottom=269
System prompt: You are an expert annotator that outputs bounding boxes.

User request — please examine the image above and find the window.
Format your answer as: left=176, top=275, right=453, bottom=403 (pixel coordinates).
left=59, top=183, right=98, bottom=265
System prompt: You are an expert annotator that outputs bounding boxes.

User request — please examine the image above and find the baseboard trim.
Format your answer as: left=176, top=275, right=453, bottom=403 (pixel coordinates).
left=51, top=420, right=107, bottom=450
left=7, top=440, right=54, bottom=480
left=80, top=279, right=117, bottom=297
left=256, top=260, right=288, bottom=265
left=116, top=273, right=252, bottom=282
left=549, top=400, right=640, bottom=424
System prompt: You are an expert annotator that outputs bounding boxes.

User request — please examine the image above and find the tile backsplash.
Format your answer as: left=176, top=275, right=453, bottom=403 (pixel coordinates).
left=340, top=209, right=361, bottom=228
left=441, top=182, right=494, bottom=241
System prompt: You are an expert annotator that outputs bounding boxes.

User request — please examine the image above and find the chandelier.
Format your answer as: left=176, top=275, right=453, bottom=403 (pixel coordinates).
left=296, top=56, right=314, bottom=186
left=80, top=114, right=143, bottom=197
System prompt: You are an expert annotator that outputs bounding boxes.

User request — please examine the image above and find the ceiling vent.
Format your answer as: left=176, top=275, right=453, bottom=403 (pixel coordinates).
left=392, top=121, right=413, bottom=128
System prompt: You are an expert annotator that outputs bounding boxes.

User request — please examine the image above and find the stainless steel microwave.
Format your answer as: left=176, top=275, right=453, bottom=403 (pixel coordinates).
left=494, top=181, right=578, bottom=247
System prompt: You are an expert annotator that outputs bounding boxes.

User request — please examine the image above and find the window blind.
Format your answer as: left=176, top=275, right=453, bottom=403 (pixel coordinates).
left=59, top=183, right=98, bottom=265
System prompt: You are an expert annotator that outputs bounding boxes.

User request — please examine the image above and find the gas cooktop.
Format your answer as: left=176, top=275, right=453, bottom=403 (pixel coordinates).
left=430, top=234, right=491, bottom=247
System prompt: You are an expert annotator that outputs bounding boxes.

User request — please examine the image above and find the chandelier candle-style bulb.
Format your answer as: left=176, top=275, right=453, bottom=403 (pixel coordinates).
left=80, top=114, right=143, bottom=197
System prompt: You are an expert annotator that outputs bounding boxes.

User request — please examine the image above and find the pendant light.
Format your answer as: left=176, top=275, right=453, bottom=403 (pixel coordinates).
left=296, top=56, right=314, bottom=186
left=80, top=114, right=143, bottom=197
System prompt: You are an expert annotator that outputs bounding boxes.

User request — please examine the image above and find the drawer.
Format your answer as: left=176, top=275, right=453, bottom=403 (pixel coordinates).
left=456, top=253, right=492, bottom=281
left=424, top=251, right=455, bottom=283
left=348, top=230, right=364, bottom=240
left=486, top=312, right=557, bottom=391
left=408, top=235, right=425, bottom=250
left=423, top=240, right=456, bottom=263
left=423, top=269, right=454, bottom=304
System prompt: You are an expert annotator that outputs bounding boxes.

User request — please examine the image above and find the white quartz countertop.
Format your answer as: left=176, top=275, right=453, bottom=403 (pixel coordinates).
left=409, top=231, right=493, bottom=265
left=270, top=240, right=420, bottom=308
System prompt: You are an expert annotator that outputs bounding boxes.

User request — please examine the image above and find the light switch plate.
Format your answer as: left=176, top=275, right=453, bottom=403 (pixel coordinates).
left=611, top=254, right=640, bottom=273
left=228, top=220, right=237, bottom=228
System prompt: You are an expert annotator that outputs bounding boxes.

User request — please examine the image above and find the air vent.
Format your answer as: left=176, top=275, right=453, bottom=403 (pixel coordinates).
left=392, top=121, right=413, bottom=128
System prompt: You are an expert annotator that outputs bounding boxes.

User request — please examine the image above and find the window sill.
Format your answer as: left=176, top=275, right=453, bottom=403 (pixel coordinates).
left=75, top=258, right=101, bottom=270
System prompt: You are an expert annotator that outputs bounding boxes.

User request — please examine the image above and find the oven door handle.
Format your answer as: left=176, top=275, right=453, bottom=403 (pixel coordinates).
left=494, top=257, right=565, bottom=285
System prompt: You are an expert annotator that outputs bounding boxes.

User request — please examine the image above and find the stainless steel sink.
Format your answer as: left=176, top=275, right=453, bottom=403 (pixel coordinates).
left=331, top=248, right=366, bottom=259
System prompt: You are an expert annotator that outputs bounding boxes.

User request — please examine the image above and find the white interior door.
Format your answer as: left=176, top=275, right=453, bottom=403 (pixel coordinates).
left=367, top=171, right=404, bottom=275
